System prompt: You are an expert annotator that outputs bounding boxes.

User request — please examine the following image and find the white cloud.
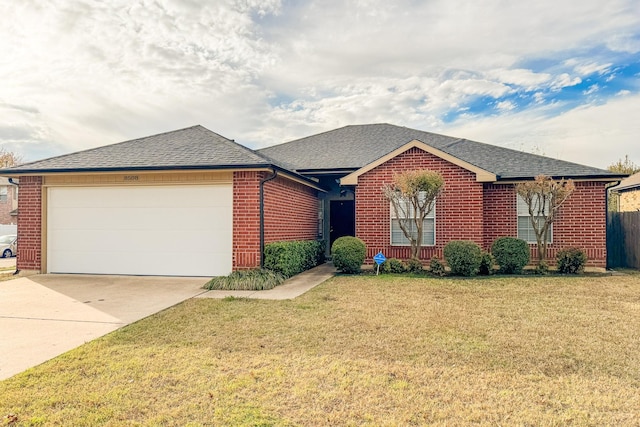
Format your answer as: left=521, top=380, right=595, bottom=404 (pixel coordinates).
left=550, top=73, right=583, bottom=90
left=486, top=69, right=552, bottom=91
left=583, top=84, right=600, bottom=95
left=443, top=93, right=640, bottom=169
left=495, top=100, right=516, bottom=112
left=569, top=61, right=613, bottom=76
left=0, top=0, right=639, bottom=170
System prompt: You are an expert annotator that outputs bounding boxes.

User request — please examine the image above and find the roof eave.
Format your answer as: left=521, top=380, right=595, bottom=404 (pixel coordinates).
left=0, top=163, right=327, bottom=192
left=494, top=174, right=628, bottom=183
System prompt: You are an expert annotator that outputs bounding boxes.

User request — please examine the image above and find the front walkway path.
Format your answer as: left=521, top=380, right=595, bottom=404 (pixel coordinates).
left=196, top=262, right=337, bottom=300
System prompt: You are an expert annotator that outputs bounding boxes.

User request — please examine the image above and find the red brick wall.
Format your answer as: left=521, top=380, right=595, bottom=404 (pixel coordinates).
left=16, top=176, right=42, bottom=271
left=264, top=175, right=318, bottom=243
left=550, top=181, right=608, bottom=267
left=482, top=181, right=608, bottom=267
left=355, top=147, right=484, bottom=263
left=483, top=184, right=517, bottom=248
left=232, top=171, right=319, bottom=270
left=233, top=171, right=262, bottom=270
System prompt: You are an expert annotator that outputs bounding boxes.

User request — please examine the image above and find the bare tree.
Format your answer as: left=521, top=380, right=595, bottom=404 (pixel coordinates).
left=382, top=170, right=444, bottom=260
left=607, top=155, right=640, bottom=175
left=0, top=147, right=22, bottom=168
left=516, top=175, right=575, bottom=272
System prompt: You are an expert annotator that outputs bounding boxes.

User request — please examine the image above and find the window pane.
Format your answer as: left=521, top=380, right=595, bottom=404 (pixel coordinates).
left=391, top=219, right=435, bottom=246
left=517, top=216, right=551, bottom=243
left=391, top=193, right=436, bottom=219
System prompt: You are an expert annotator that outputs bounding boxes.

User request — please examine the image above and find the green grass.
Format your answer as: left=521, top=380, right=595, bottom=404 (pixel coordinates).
left=2, top=275, right=640, bottom=426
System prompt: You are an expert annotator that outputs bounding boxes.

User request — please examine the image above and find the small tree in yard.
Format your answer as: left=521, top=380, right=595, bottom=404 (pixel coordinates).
left=516, top=175, right=575, bottom=272
left=0, top=147, right=22, bottom=168
left=382, top=170, right=444, bottom=260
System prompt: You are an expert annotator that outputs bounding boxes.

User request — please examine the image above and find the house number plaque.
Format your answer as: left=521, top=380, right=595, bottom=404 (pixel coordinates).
left=123, top=175, right=139, bottom=181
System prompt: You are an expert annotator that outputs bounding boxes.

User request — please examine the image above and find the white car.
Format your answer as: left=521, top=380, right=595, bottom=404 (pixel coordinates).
left=0, top=234, right=17, bottom=258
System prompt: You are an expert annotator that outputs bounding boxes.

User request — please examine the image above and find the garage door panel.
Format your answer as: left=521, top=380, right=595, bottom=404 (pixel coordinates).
left=47, top=185, right=232, bottom=276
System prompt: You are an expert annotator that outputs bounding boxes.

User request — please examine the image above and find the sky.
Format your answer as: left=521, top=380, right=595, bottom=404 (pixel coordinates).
left=1, top=0, right=639, bottom=169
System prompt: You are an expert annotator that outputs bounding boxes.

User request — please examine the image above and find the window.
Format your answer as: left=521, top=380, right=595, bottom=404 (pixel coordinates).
left=390, top=193, right=435, bottom=246
left=0, top=187, right=7, bottom=202
left=517, top=195, right=551, bottom=243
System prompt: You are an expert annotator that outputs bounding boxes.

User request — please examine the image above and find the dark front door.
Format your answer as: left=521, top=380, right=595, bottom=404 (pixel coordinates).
left=330, top=200, right=355, bottom=248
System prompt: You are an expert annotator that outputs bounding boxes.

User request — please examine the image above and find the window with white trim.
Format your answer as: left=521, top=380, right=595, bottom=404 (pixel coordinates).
left=517, top=195, right=552, bottom=243
left=390, top=192, right=435, bottom=246
left=0, top=187, right=7, bottom=202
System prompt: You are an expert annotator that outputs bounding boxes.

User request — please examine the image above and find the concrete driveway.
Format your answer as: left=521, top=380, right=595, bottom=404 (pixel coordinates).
left=0, top=256, right=16, bottom=270
left=0, top=274, right=208, bottom=380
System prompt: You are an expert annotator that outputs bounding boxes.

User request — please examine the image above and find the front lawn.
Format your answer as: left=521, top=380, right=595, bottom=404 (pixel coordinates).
left=2, top=275, right=640, bottom=426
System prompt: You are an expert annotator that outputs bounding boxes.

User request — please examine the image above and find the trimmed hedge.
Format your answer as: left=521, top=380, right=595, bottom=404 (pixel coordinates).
left=556, top=247, right=587, bottom=274
left=491, top=237, right=530, bottom=274
left=443, top=240, right=483, bottom=276
left=331, top=236, right=366, bottom=274
left=263, top=240, right=325, bottom=278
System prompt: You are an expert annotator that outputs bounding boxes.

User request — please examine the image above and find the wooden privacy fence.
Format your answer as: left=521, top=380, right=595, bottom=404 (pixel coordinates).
left=607, top=211, right=640, bottom=269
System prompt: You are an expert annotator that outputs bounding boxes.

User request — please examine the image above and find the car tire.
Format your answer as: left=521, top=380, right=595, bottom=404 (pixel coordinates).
left=2, top=249, right=11, bottom=258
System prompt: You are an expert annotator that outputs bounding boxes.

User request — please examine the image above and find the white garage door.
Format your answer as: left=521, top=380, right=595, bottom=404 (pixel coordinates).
left=47, top=185, right=233, bottom=276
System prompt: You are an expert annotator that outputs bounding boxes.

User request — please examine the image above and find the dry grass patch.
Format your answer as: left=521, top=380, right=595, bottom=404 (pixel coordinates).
left=2, top=275, right=640, bottom=425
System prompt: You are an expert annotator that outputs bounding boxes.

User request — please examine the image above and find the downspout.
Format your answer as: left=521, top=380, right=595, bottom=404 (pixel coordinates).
left=606, top=180, right=622, bottom=213
left=259, top=168, right=278, bottom=267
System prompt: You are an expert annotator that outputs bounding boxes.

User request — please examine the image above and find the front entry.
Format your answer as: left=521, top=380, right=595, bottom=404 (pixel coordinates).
left=330, top=200, right=355, bottom=248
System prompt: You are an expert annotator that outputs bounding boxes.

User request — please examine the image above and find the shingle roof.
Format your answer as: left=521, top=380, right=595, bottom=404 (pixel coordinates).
left=614, top=172, right=640, bottom=191
left=259, top=123, right=621, bottom=180
left=1, top=125, right=274, bottom=174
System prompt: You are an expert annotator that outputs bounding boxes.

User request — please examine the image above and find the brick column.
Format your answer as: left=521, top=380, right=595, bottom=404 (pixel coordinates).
left=17, top=176, right=43, bottom=273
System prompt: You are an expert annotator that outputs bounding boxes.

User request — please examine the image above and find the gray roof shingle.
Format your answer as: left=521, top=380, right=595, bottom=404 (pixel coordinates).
left=259, top=123, right=621, bottom=180
left=2, top=125, right=273, bottom=174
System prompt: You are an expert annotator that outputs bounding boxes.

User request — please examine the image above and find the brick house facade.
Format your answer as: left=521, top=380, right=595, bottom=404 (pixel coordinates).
left=351, top=148, right=609, bottom=267
left=2, top=124, right=623, bottom=275
left=233, top=171, right=319, bottom=270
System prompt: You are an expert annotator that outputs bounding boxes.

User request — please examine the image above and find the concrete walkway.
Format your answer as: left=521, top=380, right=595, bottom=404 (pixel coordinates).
left=197, top=262, right=337, bottom=300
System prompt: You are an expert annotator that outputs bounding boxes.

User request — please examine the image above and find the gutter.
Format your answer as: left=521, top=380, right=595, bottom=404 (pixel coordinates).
left=259, top=168, right=278, bottom=267
left=8, top=178, right=18, bottom=186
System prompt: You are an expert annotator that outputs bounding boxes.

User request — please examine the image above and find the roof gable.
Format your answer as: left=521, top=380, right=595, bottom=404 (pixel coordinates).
left=341, top=140, right=497, bottom=185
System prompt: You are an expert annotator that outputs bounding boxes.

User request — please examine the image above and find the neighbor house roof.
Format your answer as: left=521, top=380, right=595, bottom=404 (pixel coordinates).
left=259, top=123, right=622, bottom=180
left=0, top=125, right=277, bottom=174
left=612, top=172, right=640, bottom=192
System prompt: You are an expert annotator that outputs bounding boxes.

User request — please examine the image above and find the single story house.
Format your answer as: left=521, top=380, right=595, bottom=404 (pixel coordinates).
left=610, top=172, right=640, bottom=212
left=0, top=123, right=624, bottom=276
